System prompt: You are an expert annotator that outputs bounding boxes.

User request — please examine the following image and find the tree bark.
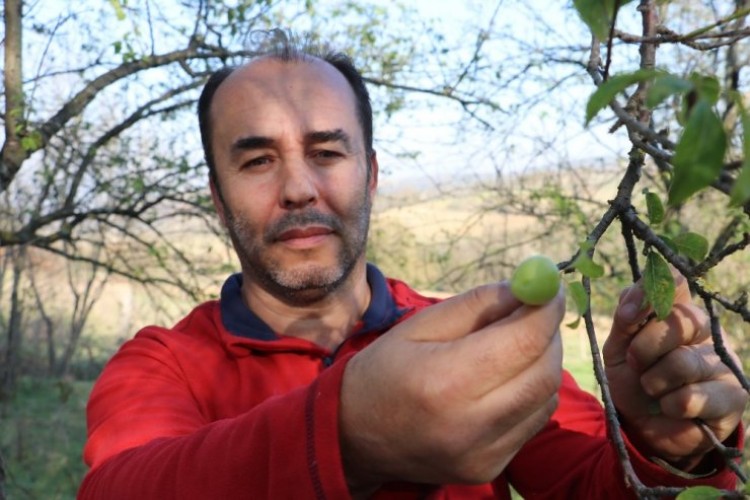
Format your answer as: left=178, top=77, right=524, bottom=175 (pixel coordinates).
left=0, top=247, right=25, bottom=401
left=1, top=0, right=26, bottom=192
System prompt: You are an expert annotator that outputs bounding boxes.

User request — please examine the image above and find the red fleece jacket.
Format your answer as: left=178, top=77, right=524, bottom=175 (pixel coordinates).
left=79, top=270, right=740, bottom=499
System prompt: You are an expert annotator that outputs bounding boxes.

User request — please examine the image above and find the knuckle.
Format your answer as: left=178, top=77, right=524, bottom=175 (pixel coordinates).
left=639, top=371, right=662, bottom=398
left=508, top=369, right=561, bottom=420
left=509, top=327, right=549, bottom=359
left=662, top=387, right=705, bottom=418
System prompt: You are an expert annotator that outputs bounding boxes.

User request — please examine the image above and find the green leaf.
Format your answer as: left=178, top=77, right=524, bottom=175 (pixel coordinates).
left=658, top=234, right=678, bottom=253
left=568, top=281, right=589, bottom=315
left=675, top=485, right=723, bottom=500
left=730, top=96, right=750, bottom=206
left=643, top=251, right=675, bottom=321
left=689, top=73, right=720, bottom=104
left=572, top=0, right=637, bottom=40
left=108, top=0, right=126, bottom=21
left=585, top=69, right=655, bottom=125
left=643, top=189, right=665, bottom=225
left=668, top=99, right=727, bottom=206
left=19, top=130, right=42, bottom=152
left=673, top=232, right=709, bottom=261
left=572, top=252, right=605, bottom=279
left=646, top=73, right=693, bottom=109
left=565, top=316, right=582, bottom=329
left=729, top=158, right=750, bottom=208
left=571, top=241, right=605, bottom=279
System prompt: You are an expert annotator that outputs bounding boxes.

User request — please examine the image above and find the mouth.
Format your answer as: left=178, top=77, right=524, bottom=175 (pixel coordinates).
left=276, top=226, right=334, bottom=248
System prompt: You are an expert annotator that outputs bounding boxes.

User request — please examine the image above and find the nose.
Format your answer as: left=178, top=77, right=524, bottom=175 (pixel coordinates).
left=278, top=160, right=318, bottom=210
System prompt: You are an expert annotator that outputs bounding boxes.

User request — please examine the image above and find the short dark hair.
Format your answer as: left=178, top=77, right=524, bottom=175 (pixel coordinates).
left=197, top=30, right=374, bottom=181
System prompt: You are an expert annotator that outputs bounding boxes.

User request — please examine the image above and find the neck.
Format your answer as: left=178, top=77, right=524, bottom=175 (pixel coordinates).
left=240, top=262, right=371, bottom=351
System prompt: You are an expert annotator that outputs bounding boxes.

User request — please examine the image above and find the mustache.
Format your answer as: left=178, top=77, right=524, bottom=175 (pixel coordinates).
left=264, top=210, right=343, bottom=243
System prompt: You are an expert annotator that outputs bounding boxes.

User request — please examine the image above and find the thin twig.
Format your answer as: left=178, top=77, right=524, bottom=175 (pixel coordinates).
left=581, top=277, right=646, bottom=494
left=694, top=418, right=747, bottom=483
left=699, top=295, right=750, bottom=393
left=603, top=0, right=623, bottom=81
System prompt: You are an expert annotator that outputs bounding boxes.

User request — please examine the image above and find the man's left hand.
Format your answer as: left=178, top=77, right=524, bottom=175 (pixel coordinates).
left=602, top=272, right=748, bottom=471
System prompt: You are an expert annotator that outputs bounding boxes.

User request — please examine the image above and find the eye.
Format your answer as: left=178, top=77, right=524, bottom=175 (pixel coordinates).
left=242, top=155, right=274, bottom=170
left=310, top=149, right=345, bottom=164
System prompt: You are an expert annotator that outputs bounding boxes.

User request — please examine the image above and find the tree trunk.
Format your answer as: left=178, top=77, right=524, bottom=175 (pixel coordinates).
left=1, top=0, right=26, bottom=193
left=1, top=247, right=25, bottom=401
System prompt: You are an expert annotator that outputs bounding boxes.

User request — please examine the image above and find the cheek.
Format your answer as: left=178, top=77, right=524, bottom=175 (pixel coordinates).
left=223, top=178, right=276, bottom=219
left=326, top=169, right=371, bottom=213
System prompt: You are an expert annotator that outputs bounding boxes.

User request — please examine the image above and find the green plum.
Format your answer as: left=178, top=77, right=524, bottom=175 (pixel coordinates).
left=510, top=255, right=561, bottom=306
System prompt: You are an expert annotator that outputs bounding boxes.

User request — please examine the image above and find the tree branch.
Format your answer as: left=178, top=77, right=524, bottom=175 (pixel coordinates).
left=1, top=0, right=25, bottom=192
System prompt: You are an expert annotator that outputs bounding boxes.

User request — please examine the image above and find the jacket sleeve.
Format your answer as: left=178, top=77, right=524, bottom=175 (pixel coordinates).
left=505, top=371, right=741, bottom=499
left=78, top=334, right=354, bottom=500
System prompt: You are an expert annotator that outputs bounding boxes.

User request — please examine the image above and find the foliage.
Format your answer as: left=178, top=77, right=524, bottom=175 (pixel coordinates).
left=570, top=0, right=750, bottom=497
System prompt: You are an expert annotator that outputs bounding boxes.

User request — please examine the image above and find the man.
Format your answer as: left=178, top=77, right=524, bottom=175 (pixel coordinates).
left=78, top=35, right=747, bottom=499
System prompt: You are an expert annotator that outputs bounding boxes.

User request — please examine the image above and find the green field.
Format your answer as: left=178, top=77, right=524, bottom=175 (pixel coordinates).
left=1, top=378, right=91, bottom=499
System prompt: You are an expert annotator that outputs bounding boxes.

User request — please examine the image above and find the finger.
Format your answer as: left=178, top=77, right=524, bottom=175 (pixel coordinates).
left=455, top=395, right=560, bottom=484
left=603, top=273, right=696, bottom=369
left=477, top=326, right=563, bottom=418
left=639, top=344, right=725, bottom=398
left=417, top=295, right=564, bottom=407
left=602, top=284, right=651, bottom=367
left=400, top=282, right=524, bottom=342
left=659, top=379, right=749, bottom=421
left=448, top=291, right=565, bottom=396
left=626, top=303, right=711, bottom=371
left=670, top=269, right=693, bottom=306
left=414, top=391, right=559, bottom=485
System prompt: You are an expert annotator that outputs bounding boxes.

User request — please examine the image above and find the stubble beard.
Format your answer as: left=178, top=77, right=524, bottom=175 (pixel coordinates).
left=224, top=191, right=371, bottom=306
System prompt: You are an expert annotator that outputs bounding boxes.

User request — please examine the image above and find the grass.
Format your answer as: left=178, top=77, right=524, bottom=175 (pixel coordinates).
left=1, top=377, right=92, bottom=500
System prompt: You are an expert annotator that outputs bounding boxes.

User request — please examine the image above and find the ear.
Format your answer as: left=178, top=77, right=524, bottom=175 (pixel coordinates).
left=209, top=176, right=228, bottom=227
left=368, top=150, right=379, bottom=196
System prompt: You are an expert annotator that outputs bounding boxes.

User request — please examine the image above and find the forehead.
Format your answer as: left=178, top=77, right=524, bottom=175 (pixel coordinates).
left=210, top=57, right=361, bottom=143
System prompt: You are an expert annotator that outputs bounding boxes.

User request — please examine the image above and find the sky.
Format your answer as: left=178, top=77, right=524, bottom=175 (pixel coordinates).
left=16, top=0, right=642, bottom=194
left=358, top=0, right=636, bottom=191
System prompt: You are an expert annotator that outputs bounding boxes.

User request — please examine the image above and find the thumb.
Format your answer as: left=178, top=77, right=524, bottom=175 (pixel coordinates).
left=602, top=283, right=651, bottom=366
left=602, top=271, right=689, bottom=366
left=399, top=282, right=525, bottom=342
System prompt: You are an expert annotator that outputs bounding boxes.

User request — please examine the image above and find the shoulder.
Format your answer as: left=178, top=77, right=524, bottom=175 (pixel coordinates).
left=125, top=299, right=223, bottom=350
left=386, top=277, right=446, bottom=310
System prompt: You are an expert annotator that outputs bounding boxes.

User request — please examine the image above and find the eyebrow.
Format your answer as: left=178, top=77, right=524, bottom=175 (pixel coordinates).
left=229, top=128, right=354, bottom=161
left=230, top=136, right=274, bottom=162
left=305, top=129, right=353, bottom=153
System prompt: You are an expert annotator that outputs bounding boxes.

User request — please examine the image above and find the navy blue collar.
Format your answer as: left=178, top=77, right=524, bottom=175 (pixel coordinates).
left=220, top=263, right=407, bottom=341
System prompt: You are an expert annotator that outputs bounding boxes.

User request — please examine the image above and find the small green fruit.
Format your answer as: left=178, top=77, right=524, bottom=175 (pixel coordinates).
left=510, top=255, right=561, bottom=305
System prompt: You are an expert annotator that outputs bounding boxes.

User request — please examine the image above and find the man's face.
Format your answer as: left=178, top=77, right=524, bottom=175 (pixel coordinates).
left=208, top=57, right=377, bottom=305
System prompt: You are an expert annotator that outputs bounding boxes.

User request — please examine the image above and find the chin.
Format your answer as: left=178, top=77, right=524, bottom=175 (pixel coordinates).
left=273, top=263, right=343, bottom=291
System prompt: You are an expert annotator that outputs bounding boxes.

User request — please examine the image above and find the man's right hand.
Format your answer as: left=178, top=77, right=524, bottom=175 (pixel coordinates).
left=339, top=281, right=566, bottom=495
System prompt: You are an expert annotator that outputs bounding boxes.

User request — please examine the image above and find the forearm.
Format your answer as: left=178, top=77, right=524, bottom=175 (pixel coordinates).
left=79, top=354, right=352, bottom=499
